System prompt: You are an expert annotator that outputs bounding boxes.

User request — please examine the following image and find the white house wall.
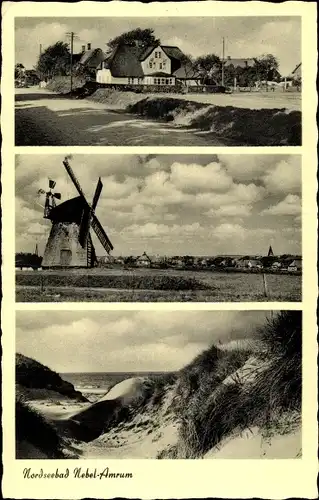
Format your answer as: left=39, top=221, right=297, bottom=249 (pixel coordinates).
left=141, top=46, right=172, bottom=75
left=96, top=69, right=128, bottom=85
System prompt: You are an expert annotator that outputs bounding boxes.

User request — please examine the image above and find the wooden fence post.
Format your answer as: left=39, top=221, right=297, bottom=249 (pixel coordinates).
left=262, top=273, right=269, bottom=299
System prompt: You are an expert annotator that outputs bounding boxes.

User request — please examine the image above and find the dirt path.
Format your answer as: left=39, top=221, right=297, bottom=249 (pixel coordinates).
left=15, top=87, right=222, bottom=146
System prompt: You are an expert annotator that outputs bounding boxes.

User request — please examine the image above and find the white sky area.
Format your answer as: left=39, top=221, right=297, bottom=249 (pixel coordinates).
left=15, top=154, right=301, bottom=257
left=16, top=310, right=270, bottom=372
left=15, top=16, right=301, bottom=76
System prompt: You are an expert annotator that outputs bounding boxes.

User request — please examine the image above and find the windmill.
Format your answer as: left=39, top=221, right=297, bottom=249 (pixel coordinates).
left=40, top=157, right=113, bottom=268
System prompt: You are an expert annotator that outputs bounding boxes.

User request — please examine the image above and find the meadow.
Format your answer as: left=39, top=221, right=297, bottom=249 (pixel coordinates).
left=16, top=268, right=301, bottom=302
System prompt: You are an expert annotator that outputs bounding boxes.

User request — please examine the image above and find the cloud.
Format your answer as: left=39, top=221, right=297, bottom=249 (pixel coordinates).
left=169, top=162, right=233, bottom=193
left=219, top=155, right=277, bottom=182
left=121, top=222, right=201, bottom=239
left=206, top=204, right=253, bottom=217
left=263, top=157, right=301, bottom=194
left=15, top=154, right=301, bottom=256
left=16, top=310, right=270, bottom=372
left=15, top=17, right=300, bottom=76
left=261, top=194, right=301, bottom=216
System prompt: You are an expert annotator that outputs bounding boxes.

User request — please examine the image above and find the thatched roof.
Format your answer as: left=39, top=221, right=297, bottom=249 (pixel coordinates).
left=103, top=43, right=189, bottom=78
left=104, top=45, right=144, bottom=77
left=78, top=48, right=106, bottom=69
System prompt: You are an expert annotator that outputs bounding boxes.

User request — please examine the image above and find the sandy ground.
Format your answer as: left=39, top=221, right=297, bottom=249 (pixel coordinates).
left=164, top=90, right=301, bottom=111
left=204, top=426, right=301, bottom=459
left=15, top=87, right=300, bottom=146
left=15, top=88, right=218, bottom=146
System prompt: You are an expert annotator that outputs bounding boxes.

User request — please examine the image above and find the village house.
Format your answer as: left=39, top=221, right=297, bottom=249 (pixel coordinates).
left=73, top=43, right=106, bottom=75
left=236, top=258, right=263, bottom=269
left=168, top=256, right=184, bottom=269
left=271, top=261, right=282, bottom=270
left=96, top=43, right=201, bottom=87
left=224, top=56, right=255, bottom=69
left=287, top=258, right=302, bottom=272
left=135, top=252, right=152, bottom=268
left=290, top=63, right=301, bottom=82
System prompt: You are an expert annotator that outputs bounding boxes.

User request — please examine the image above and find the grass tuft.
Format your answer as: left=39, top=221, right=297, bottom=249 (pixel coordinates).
left=174, top=311, right=302, bottom=457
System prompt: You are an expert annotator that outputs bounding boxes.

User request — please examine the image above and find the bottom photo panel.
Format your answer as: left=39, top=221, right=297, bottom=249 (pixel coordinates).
left=16, top=309, right=301, bottom=460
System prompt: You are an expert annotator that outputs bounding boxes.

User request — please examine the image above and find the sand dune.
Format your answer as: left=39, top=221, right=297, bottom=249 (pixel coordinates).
left=16, top=311, right=302, bottom=459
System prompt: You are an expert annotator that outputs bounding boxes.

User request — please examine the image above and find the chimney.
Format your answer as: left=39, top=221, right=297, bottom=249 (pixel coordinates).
left=87, top=43, right=91, bottom=50
left=82, top=45, right=86, bottom=53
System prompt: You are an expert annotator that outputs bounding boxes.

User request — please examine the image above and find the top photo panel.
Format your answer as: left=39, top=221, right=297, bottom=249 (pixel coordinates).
left=15, top=16, right=301, bottom=147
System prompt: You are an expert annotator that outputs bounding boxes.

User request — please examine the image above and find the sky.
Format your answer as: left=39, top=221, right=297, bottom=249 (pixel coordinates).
left=15, top=154, right=301, bottom=257
left=16, top=310, right=271, bottom=372
left=15, top=16, right=301, bottom=76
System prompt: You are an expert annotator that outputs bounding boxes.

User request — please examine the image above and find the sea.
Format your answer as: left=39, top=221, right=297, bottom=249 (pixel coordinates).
left=61, top=372, right=167, bottom=402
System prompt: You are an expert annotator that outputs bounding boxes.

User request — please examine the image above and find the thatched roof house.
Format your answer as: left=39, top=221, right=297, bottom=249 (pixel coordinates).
left=97, top=43, right=201, bottom=86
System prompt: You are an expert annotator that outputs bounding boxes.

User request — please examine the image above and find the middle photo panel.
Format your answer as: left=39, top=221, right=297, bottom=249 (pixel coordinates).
left=15, top=153, right=301, bottom=303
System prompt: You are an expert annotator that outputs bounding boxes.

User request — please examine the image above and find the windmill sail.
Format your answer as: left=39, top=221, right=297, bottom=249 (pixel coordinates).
left=91, top=214, right=113, bottom=253
left=63, top=158, right=86, bottom=198
left=49, top=179, right=56, bottom=189
left=92, top=177, right=103, bottom=211
left=63, top=157, right=113, bottom=255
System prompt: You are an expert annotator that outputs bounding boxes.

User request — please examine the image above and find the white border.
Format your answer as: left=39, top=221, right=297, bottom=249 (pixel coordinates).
left=2, top=1, right=318, bottom=499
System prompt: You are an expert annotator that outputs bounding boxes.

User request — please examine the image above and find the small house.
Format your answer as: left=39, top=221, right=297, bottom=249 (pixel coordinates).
left=135, top=252, right=152, bottom=268
left=290, top=63, right=302, bottom=82
left=288, top=259, right=302, bottom=272
left=168, top=256, right=184, bottom=268
left=224, top=57, right=255, bottom=69
left=271, top=261, right=282, bottom=270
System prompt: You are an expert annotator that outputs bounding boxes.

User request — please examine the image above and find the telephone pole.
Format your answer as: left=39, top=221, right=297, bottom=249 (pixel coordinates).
left=221, top=37, right=225, bottom=86
left=66, top=31, right=76, bottom=92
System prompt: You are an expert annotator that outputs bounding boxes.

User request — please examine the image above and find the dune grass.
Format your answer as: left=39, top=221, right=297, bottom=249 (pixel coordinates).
left=127, top=97, right=301, bottom=146
left=16, top=353, right=88, bottom=402
left=169, top=311, right=302, bottom=458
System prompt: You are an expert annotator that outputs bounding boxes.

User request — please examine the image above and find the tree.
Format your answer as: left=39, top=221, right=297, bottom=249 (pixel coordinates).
left=107, top=28, right=160, bottom=51
left=192, top=54, right=221, bottom=84
left=254, top=53, right=280, bottom=82
left=15, top=63, right=25, bottom=79
left=36, top=41, right=70, bottom=80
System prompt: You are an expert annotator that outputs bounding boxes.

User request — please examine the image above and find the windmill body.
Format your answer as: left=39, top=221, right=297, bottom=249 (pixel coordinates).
left=40, top=159, right=113, bottom=269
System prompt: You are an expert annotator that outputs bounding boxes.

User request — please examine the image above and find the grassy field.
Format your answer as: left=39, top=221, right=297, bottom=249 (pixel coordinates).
left=16, top=269, right=301, bottom=302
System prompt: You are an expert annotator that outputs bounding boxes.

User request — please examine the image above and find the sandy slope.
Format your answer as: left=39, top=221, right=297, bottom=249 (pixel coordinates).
left=204, top=427, right=301, bottom=459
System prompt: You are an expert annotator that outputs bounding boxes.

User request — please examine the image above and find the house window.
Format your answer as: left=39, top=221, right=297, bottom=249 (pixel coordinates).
left=161, top=78, right=166, bottom=85
left=158, top=52, right=161, bottom=58
left=149, top=62, right=152, bottom=68
left=128, top=77, right=134, bottom=84
left=165, top=79, right=169, bottom=84
left=155, top=52, right=158, bottom=58
left=159, top=63, right=163, bottom=70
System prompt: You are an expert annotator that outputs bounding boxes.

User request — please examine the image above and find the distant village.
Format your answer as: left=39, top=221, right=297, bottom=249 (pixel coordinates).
left=15, top=247, right=302, bottom=273
left=98, top=249, right=302, bottom=273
